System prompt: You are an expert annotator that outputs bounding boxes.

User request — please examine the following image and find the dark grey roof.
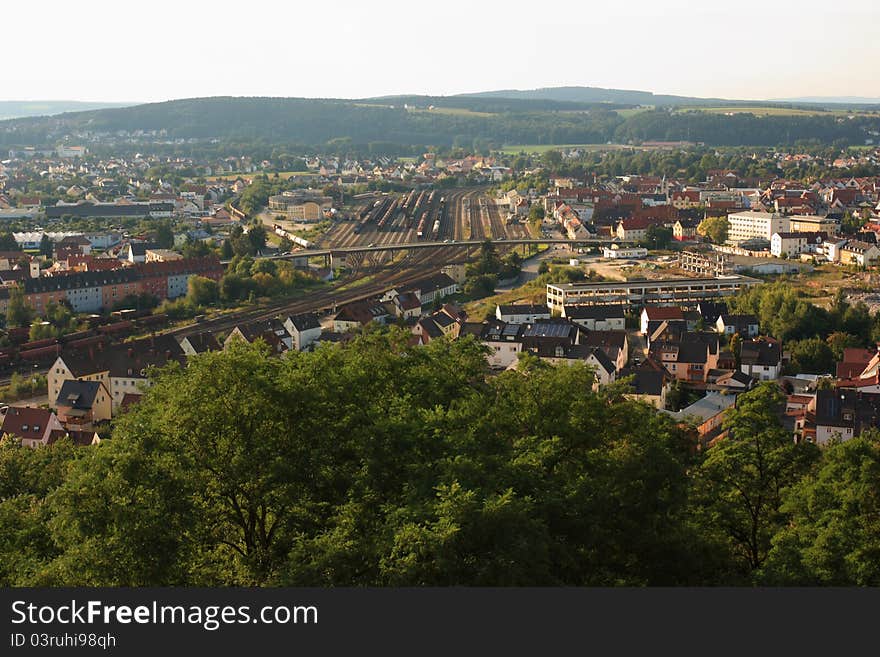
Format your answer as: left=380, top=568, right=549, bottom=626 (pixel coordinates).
left=814, top=389, right=880, bottom=431
left=697, top=301, right=728, bottom=323
left=287, top=312, right=320, bottom=332
left=740, top=340, right=782, bottom=366
left=24, top=267, right=139, bottom=294
left=521, top=319, right=579, bottom=339
left=128, top=242, right=157, bottom=257
left=59, top=334, right=185, bottom=379
left=46, top=202, right=173, bottom=219
left=497, top=304, right=549, bottom=316
left=56, top=379, right=102, bottom=410
left=403, top=273, right=456, bottom=295
left=419, top=317, right=444, bottom=339
left=563, top=304, right=626, bottom=320
left=619, top=367, right=666, bottom=396
left=180, top=332, right=221, bottom=354
left=580, top=329, right=627, bottom=352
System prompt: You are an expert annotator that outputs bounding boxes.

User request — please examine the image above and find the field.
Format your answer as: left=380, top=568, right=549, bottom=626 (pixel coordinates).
left=614, top=106, right=654, bottom=118
left=408, top=106, right=496, bottom=118
left=681, top=106, right=870, bottom=117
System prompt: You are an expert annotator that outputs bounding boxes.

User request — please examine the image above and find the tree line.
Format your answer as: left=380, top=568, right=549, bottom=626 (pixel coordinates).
left=4, top=99, right=879, bottom=151
left=0, top=331, right=877, bottom=587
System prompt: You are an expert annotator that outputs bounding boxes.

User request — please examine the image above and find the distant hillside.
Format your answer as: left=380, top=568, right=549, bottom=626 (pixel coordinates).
left=459, top=86, right=736, bottom=107
left=770, top=96, right=880, bottom=107
left=1, top=94, right=879, bottom=151
left=0, top=100, right=134, bottom=121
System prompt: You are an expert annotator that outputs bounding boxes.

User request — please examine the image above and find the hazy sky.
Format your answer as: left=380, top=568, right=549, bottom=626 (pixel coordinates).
left=4, top=0, right=878, bottom=103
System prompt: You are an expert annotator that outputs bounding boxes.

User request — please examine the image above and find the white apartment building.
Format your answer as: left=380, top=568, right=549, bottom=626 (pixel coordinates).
left=727, top=211, right=790, bottom=244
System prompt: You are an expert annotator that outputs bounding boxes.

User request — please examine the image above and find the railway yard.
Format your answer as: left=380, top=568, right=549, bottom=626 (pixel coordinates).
left=317, top=189, right=530, bottom=250
left=0, top=189, right=537, bottom=391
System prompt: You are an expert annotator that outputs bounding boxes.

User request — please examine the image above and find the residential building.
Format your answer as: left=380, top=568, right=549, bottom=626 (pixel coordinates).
left=726, top=211, right=790, bottom=244
left=403, top=273, right=458, bottom=305
left=740, top=338, right=782, bottom=381
left=640, top=306, right=685, bottom=335
left=561, top=304, right=626, bottom=331
left=0, top=406, right=66, bottom=448
left=770, top=232, right=826, bottom=258
left=225, top=319, right=292, bottom=353
left=496, top=304, right=551, bottom=323
left=48, top=335, right=185, bottom=412
left=618, top=359, right=672, bottom=409
left=284, top=313, right=323, bottom=351
left=716, top=313, right=760, bottom=337
left=800, top=389, right=880, bottom=445
left=179, top=332, right=222, bottom=356
left=664, top=392, right=738, bottom=445
left=839, top=240, right=880, bottom=267
left=54, top=379, right=112, bottom=429
left=580, top=330, right=629, bottom=372
left=333, top=300, right=391, bottom=332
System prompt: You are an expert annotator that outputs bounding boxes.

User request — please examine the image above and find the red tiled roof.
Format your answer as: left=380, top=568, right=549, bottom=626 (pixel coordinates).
left=644, top=306, right=685, bottom=321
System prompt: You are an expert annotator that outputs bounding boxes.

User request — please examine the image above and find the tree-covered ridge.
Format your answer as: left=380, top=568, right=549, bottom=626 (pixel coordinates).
left=2, top=97, right=878, bottom=148
left=1, top=331, right=878, bottom=586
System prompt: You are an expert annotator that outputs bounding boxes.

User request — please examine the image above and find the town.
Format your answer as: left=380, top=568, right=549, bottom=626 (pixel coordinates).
left=1, top=139, right=880, bottom=451
left=1, top=90, right=880, bottom=589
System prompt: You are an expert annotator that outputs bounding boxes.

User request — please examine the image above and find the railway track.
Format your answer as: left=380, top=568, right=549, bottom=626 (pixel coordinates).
left=172, top=243, right=461, bottom=339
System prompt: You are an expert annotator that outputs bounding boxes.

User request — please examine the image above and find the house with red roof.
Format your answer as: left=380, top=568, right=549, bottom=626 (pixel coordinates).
left=0, top=406, right=65, bottom=448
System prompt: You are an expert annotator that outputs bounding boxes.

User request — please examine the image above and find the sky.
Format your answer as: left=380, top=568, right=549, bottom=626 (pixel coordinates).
left=4, top=0, right=878, bottom=103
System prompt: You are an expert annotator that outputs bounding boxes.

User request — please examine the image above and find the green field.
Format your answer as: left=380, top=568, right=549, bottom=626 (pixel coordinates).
left=614, top=106, right=654, bottom=118
left=408, top=106, right=496, bottom=118
left=682, top=106, right=867, bottom=117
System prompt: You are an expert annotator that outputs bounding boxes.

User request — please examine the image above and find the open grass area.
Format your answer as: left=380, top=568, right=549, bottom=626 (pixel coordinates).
left=463, top=279, right=547, bottom=322
left=682, top=106, right=869, bottom=117
left=614, top=107, right=654, bottom=117
left=408, top=107, right=496, bottom=118
left=780, top=263, right=872, bottom=307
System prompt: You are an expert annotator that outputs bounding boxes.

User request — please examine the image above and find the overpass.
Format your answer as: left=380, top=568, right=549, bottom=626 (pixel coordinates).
left=222, top=238, right=638, bottom=269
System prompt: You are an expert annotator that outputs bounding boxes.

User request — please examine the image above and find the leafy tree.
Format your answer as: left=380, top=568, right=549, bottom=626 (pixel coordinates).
left=689, top=383, right=820, bottom=578
left=221, top=239, right=234, bottom=260
left=155, top=221, right=175, bottom=249
left=6, top=286, right=33, bottom=328
left=39, top=234, right=53, bottom=258
left=786, top=337, right=835, bottom=375
left=0, top=233, right=21, bottom=251
left=826, top=331, right=864, bottom=361
left=247, top=224, right=267, bottom=254
left=761, top=432, right=880, bottom=585
left=463, top=273, right=497, bottom=299
left=187, top=276, right=220, bottom=306
left=643, top=225, right=673, bottom=249
left=697, top=216, right=728, bottom=244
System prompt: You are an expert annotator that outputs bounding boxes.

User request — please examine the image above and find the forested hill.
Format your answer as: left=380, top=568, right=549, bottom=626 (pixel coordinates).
left=0, top=100, right=134, bottom=121
left=2, top=94, right=879, bottom=149
left=460, top=85, right=730, bottom=106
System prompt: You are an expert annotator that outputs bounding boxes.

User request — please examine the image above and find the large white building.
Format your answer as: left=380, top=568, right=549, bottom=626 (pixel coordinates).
left=770, top=232, right=826, bottom=258
left=727, top=211, right=790, bottom=244
left=546, top=275, right=758, bottom=311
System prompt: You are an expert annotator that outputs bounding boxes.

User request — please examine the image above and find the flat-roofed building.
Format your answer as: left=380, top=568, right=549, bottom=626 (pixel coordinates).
left=546, top=275, right=758, bottom=312
left=788, top=214, right=839, bottom=234
left=727, top=211, right=789, bottom=244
